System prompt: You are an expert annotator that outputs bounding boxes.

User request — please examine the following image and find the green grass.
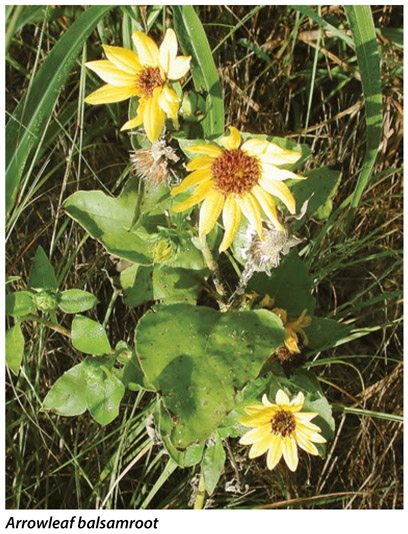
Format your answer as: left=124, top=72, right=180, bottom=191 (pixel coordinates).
left=6, top=5, right=402, bottom=509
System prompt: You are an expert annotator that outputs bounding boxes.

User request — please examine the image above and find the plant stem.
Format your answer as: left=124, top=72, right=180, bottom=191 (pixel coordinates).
left=200, top=238, right=228, bottom=312
left=23, top=314, right=117, bottom=355
left=24, top=314, right=71, bottom=338
left=193, top=472, right=206, bottom=510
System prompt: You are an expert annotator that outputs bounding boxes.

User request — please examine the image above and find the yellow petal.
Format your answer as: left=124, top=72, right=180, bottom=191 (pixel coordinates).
left=168, top=55, right=191, bottom=80
left=295, top=412, right=319, bottom=423
left=199, top=190, right=225, bottom=238
left=275, top=389, right=291, bottom=405
left=248, top=433, right=274, bottom=459
left=159, top=28, right=178, bottom=74
left=262, top=162, right=305, bottom=181
left=239, top=424, right=271, bottom=445
left=143, top=88, right=166, bottom=142
left=85, top=60, right=138, bottom=87
left=187, top=144, right=223, bottom=157
left=296, top=420, right=325, bottom=434
left=282, top=435, right=299, bottom=472
left=290, top=391, right=305, bottom=410
left=258, top=176, right=296, bottom=214
left=172, top=181, right=213, bottom=212
left=239, top=414, right=275, bottom=427
left=284, top=334, right=301, bottom=354
left=221, top=126, right=241, bottom=150
left=238, top=193, right=264, bottom=241
left=158, top=85, right=180, bottom=119
left=309, top=432, right=327, bottom=444
left=84, top=84, right=138, bottom=105
left=132, top=31, right=160, bottom=67
left=170, top=169, right=212, bottom=196
left=186, top=156, right=215, bottom=171
left=102, top=45, right=142, bottom=74
left=219, top=195, right=242, bottom=252
left=241, top=137, right=270, bottom=156
left=266, top=434, right=283, bottom=470
left=295, top=431, right=319, bottom=455
left=260, top=143, right=302, bottom=165
left=262, top=394, right=276, bottom=407
left=121, top=100, right=146, bottom=131
left=251, top=185, right=285, bottom=232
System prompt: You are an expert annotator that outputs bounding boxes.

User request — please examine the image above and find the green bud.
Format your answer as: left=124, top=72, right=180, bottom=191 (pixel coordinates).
left=32, top=290, right=59, bottom=312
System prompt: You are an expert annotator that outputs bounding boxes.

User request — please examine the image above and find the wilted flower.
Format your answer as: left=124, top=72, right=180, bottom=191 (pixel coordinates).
left=273, top=308, right=312, bottom=355
left=239, top=389, right=326, bottom=472
left=130, top=138, right=179, bottom=185
left=171, top=127, right=305, bottom=252
left=84, top=29, right=191, bottom=141
left=243, top=221, right=303, bottom=275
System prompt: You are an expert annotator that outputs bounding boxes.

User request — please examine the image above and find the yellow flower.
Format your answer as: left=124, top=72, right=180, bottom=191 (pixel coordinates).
left=84, top=29, right=191, bottom=142
left=239, top=389, right=326, bottom=472
left=273, top=308, right=312, bottom=355
left=171, top=127, right=305, bottom=252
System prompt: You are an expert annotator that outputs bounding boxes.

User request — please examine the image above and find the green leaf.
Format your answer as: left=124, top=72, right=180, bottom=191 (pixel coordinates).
left=42, top=357, right=124, bottom=424
left=248, top=250, right=316, bottom=316
left=153, top=265, right=205, bottom=304
left=156, top=402, right=206, bottom=468
left=305, top=317, right=353, bottom=351
left=64, top=177, right=166, bottom=265
left=58, top=289, right=99, bottom=314
left=172, top=5, right=224, bottom=137
left=42, top=362, right=88, bottom=417
left=84, top=358, right=125, bottom=425
left=71, top=315, right=111, bottom=356
left=121, top=263, right=206, bottom=306
left=28, top=246, right=58, bottom=291
left=6, top=323, right=25, bottom=375
left=202, top=432, right=226, bottom=496
left=135, top=303, right=285, bottom=449
left=6, top=5, right=114, bottom=218
left=344, top=6, right=383, bottom=215
left=291, top=167, right=342, bottom=227
left=121, top=349, right=150, bottom=392
left=6, top=291, right=35, bottom=317
left=120, top=264, right=154, bottom=307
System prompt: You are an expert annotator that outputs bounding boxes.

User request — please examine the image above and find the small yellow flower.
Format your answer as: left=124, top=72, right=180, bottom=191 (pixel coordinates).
left=171, top=127, right=305, bottom=252
left=273, top=308, right=312, bottom=354
left=239, top=389, right=326, bottom=472
left=84, top=29, right=191, bottom=142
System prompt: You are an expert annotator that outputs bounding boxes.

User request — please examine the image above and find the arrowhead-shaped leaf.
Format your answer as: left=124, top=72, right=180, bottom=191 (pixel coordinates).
left=28, top=245, right=58, bottom=291
left=248, top=250, right=316, bottom=316
left=135, top=303, right=285, bottom=449
left=64, top=177, right=167, bottom=265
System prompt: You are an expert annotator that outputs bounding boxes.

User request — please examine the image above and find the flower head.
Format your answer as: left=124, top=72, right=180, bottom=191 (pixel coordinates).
left=84, top=29, right=191, bottom=142
left=171, top=127, right=305, bottom=252
left=273, top=308, right=312, bottom=355
left=239, top=389, right=326, bottom=471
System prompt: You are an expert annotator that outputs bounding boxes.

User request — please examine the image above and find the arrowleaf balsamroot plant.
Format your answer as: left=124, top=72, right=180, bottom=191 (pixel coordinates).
left=6, top=5, right=402, bottom=510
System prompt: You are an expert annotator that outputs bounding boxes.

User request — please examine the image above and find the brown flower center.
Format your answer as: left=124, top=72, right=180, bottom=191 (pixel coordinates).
left=270, top=410, right=296, bottom=437
left=211, top=148, right=261, bottom=196
left=136, top=66, right=165, bottom=99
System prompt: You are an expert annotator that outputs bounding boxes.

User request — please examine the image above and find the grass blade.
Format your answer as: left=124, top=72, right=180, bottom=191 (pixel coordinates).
left=344, top=6, right=383, bottom=217
left=172, top=5, right=224, bottom=137
left=5, top=5, right=114, bottom=219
